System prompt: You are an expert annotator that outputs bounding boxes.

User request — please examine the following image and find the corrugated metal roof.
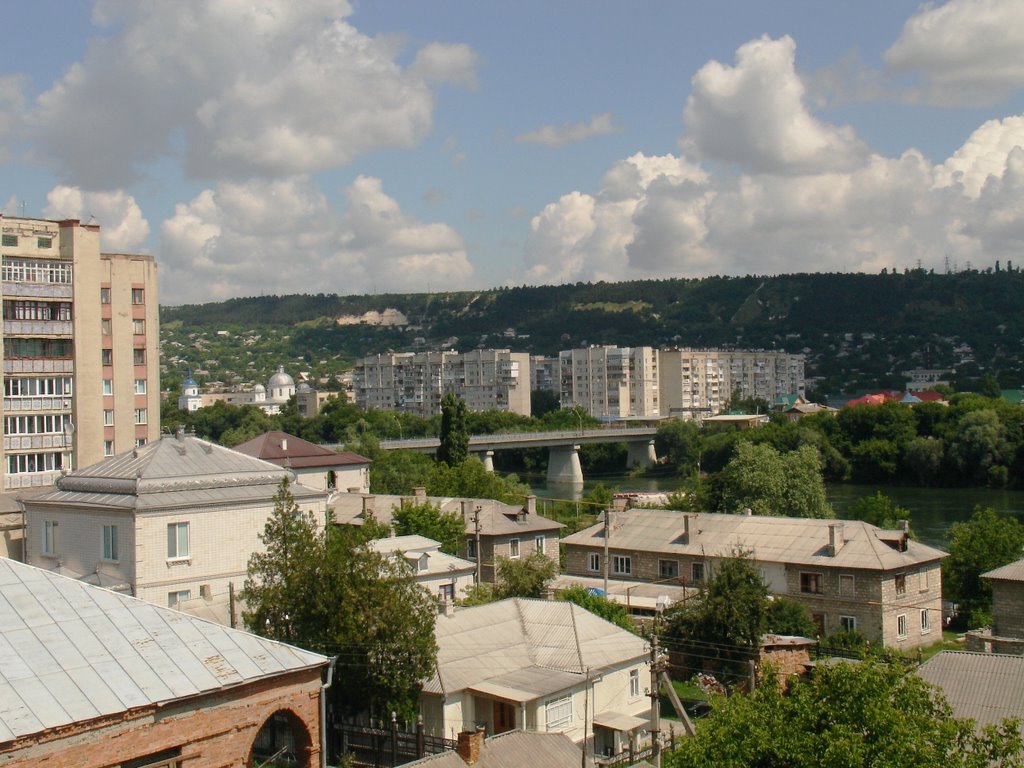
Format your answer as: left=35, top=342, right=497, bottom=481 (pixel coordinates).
left=561, top=509, right=945, bottom=571
left=917, top=651, right=1024, bottom=732
left=0, top=557, right=327, bottom=742
left=983, top=557, right=1024, bottom=582
left=425, top=598, right=647, bottom=698
left=402, top=729, right=589, bottom=768
left=332, top=493, right=562, bottom=535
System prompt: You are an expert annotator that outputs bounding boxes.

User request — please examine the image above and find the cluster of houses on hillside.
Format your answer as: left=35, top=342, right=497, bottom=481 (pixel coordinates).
left=2, top=428, right=1024, bottom=767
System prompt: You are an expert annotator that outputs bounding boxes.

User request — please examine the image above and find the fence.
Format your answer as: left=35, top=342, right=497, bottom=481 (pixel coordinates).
left=332, top=717, right=456, bottom=768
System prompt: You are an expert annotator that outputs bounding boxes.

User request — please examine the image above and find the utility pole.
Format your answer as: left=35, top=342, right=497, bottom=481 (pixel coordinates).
left=602, top=507, right=611, bottom=596
left=472, top=506, right=482, bottom=585
left=649, top=628, right=663, bottom=768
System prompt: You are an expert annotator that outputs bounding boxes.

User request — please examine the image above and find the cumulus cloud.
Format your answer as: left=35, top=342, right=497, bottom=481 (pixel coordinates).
left=523, top=36, right=1024, bottom=286
left=42, top=185, right=150, bottom=251
left=22, top=0, right=477, bottom=186
left=683, top=35, right=868, bottom=174
left=159, top=175, right=472, bottom=304
left=516, top=113, right=620, bottom=147
left=885, top=0, right=1024, bottom=105
left=0, top=75, right=27, bottom=151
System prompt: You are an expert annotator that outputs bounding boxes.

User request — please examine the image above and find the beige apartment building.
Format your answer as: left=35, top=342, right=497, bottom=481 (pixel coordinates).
left=660, top=348, right=804, bottom=418
left=558, top=346, right=659, bottom=419
left=0, top=216, right=159, bottom=490
left=353, top=349, right=531, bottom=417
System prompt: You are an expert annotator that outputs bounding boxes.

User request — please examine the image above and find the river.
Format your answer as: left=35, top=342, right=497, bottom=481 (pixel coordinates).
left=528, top=473, right=1024, bottom=550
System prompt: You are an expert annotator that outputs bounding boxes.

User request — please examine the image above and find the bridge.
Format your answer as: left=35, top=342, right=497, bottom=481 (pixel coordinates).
left=363, top=427, right=660, bottom=484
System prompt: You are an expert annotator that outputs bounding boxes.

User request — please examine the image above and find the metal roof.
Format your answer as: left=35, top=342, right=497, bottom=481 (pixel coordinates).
left=917, top=651, right=1024, bottom=733
left=982, top=557, right=1024, bottom=582
left=403, top=729, right=590, bottom=767
left=234, top=431, right=371, bottom=470
left=425, top=598, right=647, bottom=698
left=0, top=557, right=327, bottom=743
left=561, top=509, right=946, bottom=571
left=368, top=536, right=477, bottom=576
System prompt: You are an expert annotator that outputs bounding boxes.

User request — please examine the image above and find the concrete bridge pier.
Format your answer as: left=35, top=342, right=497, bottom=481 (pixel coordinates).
left=626, top=439, right=657, bottom=469
left=547, top=444, right=584, bottom=484
left=479, top=450, right=495, bottom=473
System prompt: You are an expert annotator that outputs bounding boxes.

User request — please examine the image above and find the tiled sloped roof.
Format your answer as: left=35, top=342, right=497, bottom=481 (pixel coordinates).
left=983, top=557, right=1024, bottom=582
left=424, top=598, right=647, bottom=698
left=0, top=558, right=327, bottom=743
left=561, top=509, right=946, bottom=571
left=917, top=651, right=1024, bottom=732
left=403, top=730, right=588, bottom=767
left=332, top=494, right=563, bottom=535
left=234, top=431, right=371, bottom=470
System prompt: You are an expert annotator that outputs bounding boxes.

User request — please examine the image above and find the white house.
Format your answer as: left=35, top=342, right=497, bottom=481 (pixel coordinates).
left=234, top=430, right=371, bottom=493
left=368, top=534, right=476, bottom=602
left=21, top=431, right=329, bottom=625
left=421, top=598, right=651, bottom=758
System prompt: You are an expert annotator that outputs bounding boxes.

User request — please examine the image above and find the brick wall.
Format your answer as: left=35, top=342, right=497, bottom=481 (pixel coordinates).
left=992, top=580, right=1024, bottom=639
left=0, top=667, right=324, bottom=768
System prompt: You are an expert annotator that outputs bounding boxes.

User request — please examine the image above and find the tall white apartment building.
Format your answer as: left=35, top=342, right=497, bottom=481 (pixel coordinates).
left=559, top=346, right=659, bottom=419
left=353, top=349, right=531, bottom=417
left=1, top=216, right=160, bottom=490
left=660, top=348, right=804, bottom=418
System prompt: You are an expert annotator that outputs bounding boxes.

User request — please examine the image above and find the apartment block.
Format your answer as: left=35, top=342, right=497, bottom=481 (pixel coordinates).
left=660, top=348, right=804, bottom=418
left=558, top=346, right=659, bottom=419
left=353, top=349, right=531, bottom=417
left=0, top=216, right=159, bottom=489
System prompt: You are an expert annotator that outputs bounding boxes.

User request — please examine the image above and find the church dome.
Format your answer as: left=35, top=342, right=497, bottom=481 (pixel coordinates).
left=267, top=366, right=295, bottom=389
left=182, top=376, right=198, bottom=389
left=297, top=381, right=311, bottom=393
left=253, top=383, right=266, bottom=393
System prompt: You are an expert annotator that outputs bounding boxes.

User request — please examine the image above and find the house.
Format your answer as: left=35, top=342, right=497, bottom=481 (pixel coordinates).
left=403, top=728, right=591, bottom=767
left=333, top=490, right=563, bottom=583
left=0, top=557, right=328, bottom=767
left=234, top=430, right=371, bottom=493
left=781, top=402, right=838, bottom=421
left=21, top=431, right=329, bottom=625
left=561, top=509, right=946, bottom=649
left=368, top=534, right=476, bottom=602
left=422, top=598, right=650, bottom=758
left=965, top=557, right=1024, bottom=654
left=917, top=651, right=1024, bottom=737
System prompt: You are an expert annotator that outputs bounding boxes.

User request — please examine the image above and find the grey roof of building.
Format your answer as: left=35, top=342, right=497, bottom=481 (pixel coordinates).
left=404, top=729, right=589, bottom=768
left=424, top=598, right=648, bottom=698
left=23, top=433, right=326, bottom=512
left=560, top=509, right=946, bottom=571
left=917, top=651, right=1024, bottom=732
left=0, top=557, right=327, bottom=743
left=368, top=536, right=476, bottom=576
left=982, top=557, right=1024, bottom=582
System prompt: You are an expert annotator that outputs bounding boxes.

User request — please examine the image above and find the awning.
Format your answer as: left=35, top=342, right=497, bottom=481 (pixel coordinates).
left=593, top=710, right=650, bottom=733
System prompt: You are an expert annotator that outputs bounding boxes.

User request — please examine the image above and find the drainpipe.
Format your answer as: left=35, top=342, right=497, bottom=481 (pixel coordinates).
left=321, top=656, right=338, bottom=768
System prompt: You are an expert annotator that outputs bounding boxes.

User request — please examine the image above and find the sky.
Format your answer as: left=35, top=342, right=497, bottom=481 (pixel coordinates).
left=1, top=1, right=1023, bottom=306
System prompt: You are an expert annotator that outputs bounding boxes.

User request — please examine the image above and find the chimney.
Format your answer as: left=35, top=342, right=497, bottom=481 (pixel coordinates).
left=461, top=499, right=473, bottom=519
left=361, top=495, right=375, bottom=516
left=744, top=507, right=753, bottom=516
left=682, top=514, right=690, bottom=544
left=281, top=438, right=288, bottom=451
left=413, top=486, right=427, bottom=500
left=828, top=522, right=845, bottom=557
left=456, top=726, right=486, bottom=765
left=438, top=596, right=455, bottom=617
left=899, top=519, right=909, bottom=535
left=524, top=495, right=536, bottom=515
left=175, top=425, right=184, bottom=441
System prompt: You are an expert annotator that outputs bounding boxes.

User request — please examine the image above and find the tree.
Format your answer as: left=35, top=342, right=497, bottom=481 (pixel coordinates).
left=437, top=393, right=469, bottom=466
left=242, top=481, right=437, bottom=719
left=664, top=657, right=1024, bottom=768
left=557, top=585, right=636, bottom=632
left=392, top=500, right=466, bottom=555
left=530, top=388, right=561, bottom=419
left=709, top=442, right=832, bottom=518
left=655, top=419, right=701, bottom=476
left=943, top=506, right=1024, bottom=627
left=664, top=553, right=769, bottom=681
left=849, top=491, right=912, bottom=531
left=495, top=551, right=557, bottom=598
left=950, top=409, right=1010, bottom=485
left=765, top=597, right=817, bottom=637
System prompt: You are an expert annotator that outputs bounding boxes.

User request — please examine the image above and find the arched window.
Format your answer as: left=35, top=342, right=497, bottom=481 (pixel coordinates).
left=249, top=709, right=312, bottom=767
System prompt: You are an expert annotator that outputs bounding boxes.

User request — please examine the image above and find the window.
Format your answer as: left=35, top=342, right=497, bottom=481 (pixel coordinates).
left=4, top=377, right=71, bottom=399
left=920, top=609, right=931, bottom=633
left=840, top=615, right=857, bottom=632
left=5, top=338, right=73, bottom=358
left=134, top=408, right=148, bottom=425
left=612, top=555, right=632, bottom=575
left=132, top=288, right=145, bottom=304
left=135, top=438, right=147, bottom=448
left=103, top=410, right=114, bottom=426
left=535, top=535, right=544, bottom=555
left=897, top=613, right=908, bottom=638
left=691, top=562, right=705, bottom=584
left=2, top=257, right=72, bottom=283
left=659, top=559, right=678, bottom=579
left=920, top=570, right=930, bottom=592
left=102, top=348, right=113, bottom=366
left=439, top=583, right=455, bottom=601
left=102, top=525, right=119, bottom=561
left=100, top=287, right=111, bottom=304
left=43, top=520, right=58, bottom=555
left=102, top=379, right=113, bottom=395
left=544, top=694, right=573, bottom=731
left=1, top=234, right=16, bottom=247
left=800, top=572, right=824, bottom=594
left=467, top=539, right=477, bottom=559
left=167, top=590, right=191, bottom=608
left=588, top=553, right=600, bottom=572
left=8, top=452, right=63, bottom=475
left=839, top=574, right=855, bottom=597
left=167, top=522, right=189, bottom=559
left=133, top=348, right=146, bottom=365
left=133, top=319, right=146, bottom=335
left=101, top=318, right=112, bottom=335
left=37, top=237, right=52, bottom=249
left=4, top=415, right=71, bottom=435
left=629, top=668, right=641, bottom=698
left=3, top=300, right=71, bottom=320
left=895, top=574, right=906, bottom=595
left=104, top=440, right=114, bottom=456
left=509, top=538, right=520, bottom=558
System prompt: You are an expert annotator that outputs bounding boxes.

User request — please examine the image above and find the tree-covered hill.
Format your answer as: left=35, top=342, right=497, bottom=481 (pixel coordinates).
left=161, top=269, right=1024, bottom=395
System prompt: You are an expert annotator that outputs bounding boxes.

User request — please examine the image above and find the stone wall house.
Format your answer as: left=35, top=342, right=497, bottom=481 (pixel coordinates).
left=965, top=558, right=1024, bottom=655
